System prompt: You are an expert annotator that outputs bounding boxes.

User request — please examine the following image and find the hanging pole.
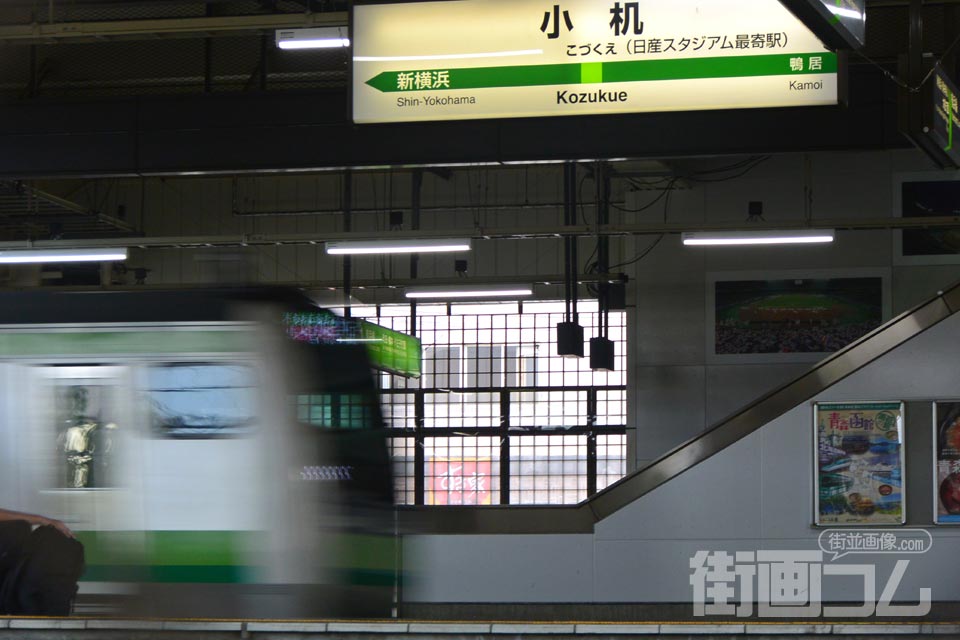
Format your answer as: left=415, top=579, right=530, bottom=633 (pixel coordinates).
left=558, top=162, right=583, bottom=358
left=409, top=169, right=422, bottom=337
left=342, top=170, right=352, bottom=318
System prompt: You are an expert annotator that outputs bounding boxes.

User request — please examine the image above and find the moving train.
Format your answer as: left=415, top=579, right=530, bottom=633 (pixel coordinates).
left=0, top=288, right=397, bottom=618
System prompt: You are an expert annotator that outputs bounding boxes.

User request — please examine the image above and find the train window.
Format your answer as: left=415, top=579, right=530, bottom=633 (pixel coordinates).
left=296, top=392, right=379, bottom=430
left=54, top=378, right=122, bottom=489
left=144, top=364, right=258, bottom=438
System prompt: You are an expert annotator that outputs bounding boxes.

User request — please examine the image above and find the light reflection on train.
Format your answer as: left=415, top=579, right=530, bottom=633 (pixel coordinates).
left=0, top=289, right=396, bottom=618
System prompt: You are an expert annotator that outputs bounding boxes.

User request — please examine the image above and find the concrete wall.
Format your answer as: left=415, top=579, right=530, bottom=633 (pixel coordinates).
left=403, top=310, right=960, bottom=605
left=629, top=150, right=960, bottom=468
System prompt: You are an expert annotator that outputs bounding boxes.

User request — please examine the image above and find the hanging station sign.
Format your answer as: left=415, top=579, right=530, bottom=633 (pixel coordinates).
left=929, top=69, right=960, bottom=168
left=283, top=311, right=422, bottom=378
left=351, top=0, right=839, bottom=124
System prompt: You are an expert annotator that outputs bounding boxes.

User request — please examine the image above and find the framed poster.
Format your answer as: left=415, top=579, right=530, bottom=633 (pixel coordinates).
left=707, top=268, right=889, bottom=364
left=893, top=171, right=960, bottom=265
left=814, top=401, right=905, bottom=526
left=934, top=401, right=960, bottom=524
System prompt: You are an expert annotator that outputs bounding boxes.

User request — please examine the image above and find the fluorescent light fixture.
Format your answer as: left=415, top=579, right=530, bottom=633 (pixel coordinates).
left=326, top=239, right=471, bottom=255
left=405, top=284, right=533, bottom=299
left=681, top=230, right=835, bottom=246
left=0, top=247, right=128, bottom=264
left=353, top=49, right=542, bottom=62
left=276, top=27, right=349, bottom=50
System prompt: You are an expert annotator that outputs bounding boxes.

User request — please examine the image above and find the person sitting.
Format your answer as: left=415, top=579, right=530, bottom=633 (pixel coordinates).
left=0, top=509, right=73, bottom=538
left=0, top=509, right=83, bottom=615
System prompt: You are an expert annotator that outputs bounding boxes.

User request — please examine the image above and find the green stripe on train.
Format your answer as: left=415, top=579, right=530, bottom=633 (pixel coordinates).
left=84, top=565, right=393, bottom=586
left=77, top=531, right=255, bottom=566
left=78, top=530, right=256, bottom=584
left=0, top=331, right=254, bottom=356
left=77, top=531, right=397, bottom=586
left=82, top=564, right=252, bottom=584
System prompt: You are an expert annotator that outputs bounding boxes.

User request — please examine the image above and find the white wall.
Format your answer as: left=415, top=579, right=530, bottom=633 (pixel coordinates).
left=630, top=150, right=960, bottom=468
left=404, top=309, right=960, bottom=604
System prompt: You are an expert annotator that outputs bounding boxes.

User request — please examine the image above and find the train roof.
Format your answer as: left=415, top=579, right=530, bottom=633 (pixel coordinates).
left=0, top=287, right=320, bottom=324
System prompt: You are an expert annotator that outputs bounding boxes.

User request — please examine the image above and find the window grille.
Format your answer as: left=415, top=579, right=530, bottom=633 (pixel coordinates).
left=354, top=300, right=627, bottom=505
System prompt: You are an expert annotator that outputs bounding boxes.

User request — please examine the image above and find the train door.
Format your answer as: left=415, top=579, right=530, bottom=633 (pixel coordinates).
left=22, top=364, right=143, bottom=539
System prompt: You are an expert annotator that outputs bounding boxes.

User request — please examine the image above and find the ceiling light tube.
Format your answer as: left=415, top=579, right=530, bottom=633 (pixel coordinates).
left=0, top=248, right=128, bottom=264
left=405, top=284, right=534, bottom=299
left=326, top=239, right=472, bottom=255
left=276, top=27, right=349, bottom=50
left=681, top=230, right=835, bottom=246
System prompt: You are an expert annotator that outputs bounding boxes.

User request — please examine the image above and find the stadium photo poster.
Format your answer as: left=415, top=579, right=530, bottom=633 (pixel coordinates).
left=815, top=402, right=905, bottom=526
left=934, top=401, right=960, bottom=524
left=708, top=270, right=888, bottom=363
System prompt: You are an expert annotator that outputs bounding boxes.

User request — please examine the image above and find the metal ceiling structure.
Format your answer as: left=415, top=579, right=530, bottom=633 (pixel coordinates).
left=0, top=0, right=956, bottom=245
left=0, top=180, right=136, bottom=241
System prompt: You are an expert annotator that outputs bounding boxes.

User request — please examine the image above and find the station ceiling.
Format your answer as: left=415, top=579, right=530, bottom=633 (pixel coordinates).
left=0, top=0, right=955, bottom=179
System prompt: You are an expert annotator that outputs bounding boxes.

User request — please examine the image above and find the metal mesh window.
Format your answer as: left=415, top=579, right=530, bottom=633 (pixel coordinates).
left=510, top=390, right=586, bottom=428
left=596, top=389, right=627, bottom=426
left=381, top=393, right=417, bottom=430
left=597, top=434, right=627, bottom=491
left=510, top=435, right=587, bottom=505
left=353, top=300, right=627, bottom=506
left=388, top=437, right=416, bottom=506
left=426, top=392, right=500, bottom=429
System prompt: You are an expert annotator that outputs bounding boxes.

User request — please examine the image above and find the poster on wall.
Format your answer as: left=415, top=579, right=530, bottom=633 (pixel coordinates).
left=934, top=401, right=960, bottom=524
left=708, top=269, right=888, bottom=364
left=426, top=458, right=492, bottom=505
left=815, top=402, right=905, bottom=526
left=893, top=171, right=960, bottom=265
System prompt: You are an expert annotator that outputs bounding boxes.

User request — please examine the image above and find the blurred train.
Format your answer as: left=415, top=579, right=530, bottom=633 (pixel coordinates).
left=0, top=288, right=397, bottom=618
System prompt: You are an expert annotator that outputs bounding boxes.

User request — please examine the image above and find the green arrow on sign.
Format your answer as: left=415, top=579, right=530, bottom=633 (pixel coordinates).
left=365, top=52, right=837, bottom=93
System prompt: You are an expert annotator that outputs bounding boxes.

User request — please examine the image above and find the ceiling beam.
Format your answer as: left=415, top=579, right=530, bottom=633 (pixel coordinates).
left=0, top=65, right=903, bottom=179
left=0, top=215, right=953, bottom=250
left=0, top=11, right=347, bottom=44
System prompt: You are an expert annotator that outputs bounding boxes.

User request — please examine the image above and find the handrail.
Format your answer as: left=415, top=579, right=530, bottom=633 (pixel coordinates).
left=586, top=279, right=960, bottom=522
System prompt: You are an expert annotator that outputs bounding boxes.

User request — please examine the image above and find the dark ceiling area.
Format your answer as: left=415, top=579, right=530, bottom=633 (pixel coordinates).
left=0, top=0, right=956, bottom=179
left=0, top=1, right=954, bottom=99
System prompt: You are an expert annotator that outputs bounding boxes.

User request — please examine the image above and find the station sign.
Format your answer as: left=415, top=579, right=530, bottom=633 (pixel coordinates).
left=352, top=0, right=839, bottom=124
left=284, top=311, right=422, bottom=378
left=929, top=68, right=960, bottom=168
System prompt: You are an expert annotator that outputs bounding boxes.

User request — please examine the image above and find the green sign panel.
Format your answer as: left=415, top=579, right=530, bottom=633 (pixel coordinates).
left=365, top=52, right=837, bottom=93
left=359, top=320, right=422, bottom=379
left=283, top=311, right=422, bottom=379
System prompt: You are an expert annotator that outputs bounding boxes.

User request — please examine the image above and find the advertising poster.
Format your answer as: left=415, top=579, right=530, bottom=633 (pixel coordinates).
left=815, top=402, right=905, bottom=525
left=426, top=458, right=492, bottom=505
left=714, top=277, right=883, bottom=356
left=934, top=401, right=960, bottom=524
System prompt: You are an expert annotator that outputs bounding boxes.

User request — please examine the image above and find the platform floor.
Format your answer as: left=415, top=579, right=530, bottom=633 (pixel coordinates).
left=1, top=619, right=960, bottom=639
